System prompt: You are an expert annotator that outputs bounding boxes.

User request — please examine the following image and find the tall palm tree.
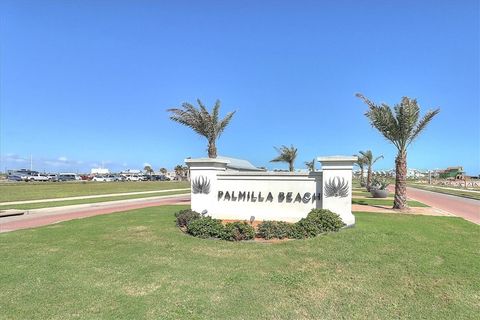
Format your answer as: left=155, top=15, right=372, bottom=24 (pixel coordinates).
left=304, top=158, right=315, bottom=171
left=358, top=150, right=383, bottom=191
left=270, top=145, right=297, bottom=172
left=354, top=154, right=367, bottom=186
left=167, top=99, right=236, bottom=158
left=357, top=94, right=440, bottom=209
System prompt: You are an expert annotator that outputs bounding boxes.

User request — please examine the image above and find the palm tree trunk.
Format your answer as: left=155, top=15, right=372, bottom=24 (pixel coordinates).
left=208, top=141, right=217, bottom=158
left=360, top=167, right=365, bottom=186
left=393, top=150, right=408, bottom=210
left=289, top=161, right=294, bottom=172
left=367, top=167, right=372, bottom=190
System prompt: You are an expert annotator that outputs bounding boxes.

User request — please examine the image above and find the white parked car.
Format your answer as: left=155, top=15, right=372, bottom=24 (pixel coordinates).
left=125, top=175, right=142, bottom=181
left=93, top=175, right=114, bottom=182
left=27, top=174, right=49, bottom=182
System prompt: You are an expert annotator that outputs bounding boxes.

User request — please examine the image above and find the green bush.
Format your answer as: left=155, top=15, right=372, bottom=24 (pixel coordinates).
left=175, top=209, right=201, bottom=228
left=186, top=217, right=224, bottom=239
left=290, top=209, right=345, bottom=239
left=306, top=209, right=345, bottom=232
left=222, top=222, right=255, bottom=241
left=257, top=221, right=292, bottom=239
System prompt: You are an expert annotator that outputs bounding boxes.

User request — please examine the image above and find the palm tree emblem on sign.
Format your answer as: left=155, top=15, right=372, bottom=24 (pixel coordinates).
left=192, top=176, right=211, bottom=194
left=324, top=177, right=349, bottom=198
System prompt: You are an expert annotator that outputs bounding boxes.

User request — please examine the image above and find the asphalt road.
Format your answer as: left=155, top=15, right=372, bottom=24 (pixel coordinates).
left=0, top=194, right=190, bottom=233
left=407, top=187, right=480, bottom=224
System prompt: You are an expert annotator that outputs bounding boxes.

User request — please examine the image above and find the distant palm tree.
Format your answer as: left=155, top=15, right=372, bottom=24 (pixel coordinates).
left=167, top=99, right=236, bottom=158
left=357, top=94, right=440, bottom=209
left=159, top=168, right=167, bottom=175
left=358, top=150, right=383, bottom=190
left=144, top=165, right=154, bottom=176
left=174, top=165, right=184, bottom=180
left=304, top=158, right=315, bottom=171
left=354, top=154, right=367, bottom=186
left=270, top=145, right=297, bottom=172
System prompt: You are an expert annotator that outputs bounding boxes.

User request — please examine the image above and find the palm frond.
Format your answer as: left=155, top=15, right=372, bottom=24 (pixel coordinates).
left=408, top=108, right=440, bottom=146
left=167, top=99, right=236, bottom=157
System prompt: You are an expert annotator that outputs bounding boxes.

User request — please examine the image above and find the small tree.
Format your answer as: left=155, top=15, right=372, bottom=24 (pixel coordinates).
left=358, top=150, right=383, bottom=190
left=167, top=99, right=236, bottom=158
left=357, top=94, right=439, bottom=209
left=159, top=168, right=167, bottom=175
left=304, top=158, right=315, bottom=171
left=354, top=154, right=367, bottom=186
left=270, top=145, right=297, bottom=172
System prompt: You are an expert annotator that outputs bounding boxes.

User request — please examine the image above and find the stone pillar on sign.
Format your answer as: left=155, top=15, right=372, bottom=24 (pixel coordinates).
left=184, top=158, right=229, bottom=216
left=318, top=156, right=357, bottom=227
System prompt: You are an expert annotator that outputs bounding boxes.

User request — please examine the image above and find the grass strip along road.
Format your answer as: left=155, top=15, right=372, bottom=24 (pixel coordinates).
left=0, top=181, right=190, bottom=202
left=0, top=190, right=189, bottom=210
left=409, top=183, right=480, bottom=201
left=0, top=206, right=477, bottom=319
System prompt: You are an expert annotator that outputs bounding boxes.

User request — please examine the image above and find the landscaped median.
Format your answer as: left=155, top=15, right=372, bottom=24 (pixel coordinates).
left=0, top=181, right=190, bottom=210
left=0, top=189, right=189, bottom=210
left=0, top=205, right=478, bottom=319
left=351, top=186, right=429, bottom=208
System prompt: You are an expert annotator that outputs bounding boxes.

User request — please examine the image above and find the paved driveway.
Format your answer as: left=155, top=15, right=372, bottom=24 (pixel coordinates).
left=406, top=187, right=480, bottom=224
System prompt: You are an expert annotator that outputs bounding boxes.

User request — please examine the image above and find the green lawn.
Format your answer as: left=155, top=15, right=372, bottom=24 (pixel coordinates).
left=0, top=181, right=190, bottom=202
left=409, top=184, right=480, bottom=201
left=0, top=190, right=188, bottom=210
left=1, top=206, right=478, bottom=319
left=352, top=198, right=428, bottom=207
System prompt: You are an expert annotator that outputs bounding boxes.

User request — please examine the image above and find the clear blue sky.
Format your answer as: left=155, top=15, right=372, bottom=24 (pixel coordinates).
left=1, top=0, right=479, bottom=175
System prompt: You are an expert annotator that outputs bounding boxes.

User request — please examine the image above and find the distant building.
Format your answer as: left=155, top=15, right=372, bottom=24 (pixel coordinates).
left=121, top=169, right=141, bottom=174
left=438, top=166, right=464, bottom=179
left=91, top=168, right=109, bottom=175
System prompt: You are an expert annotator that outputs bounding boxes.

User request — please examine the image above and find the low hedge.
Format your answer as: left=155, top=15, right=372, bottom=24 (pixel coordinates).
left=175, top=209, right=201, bottom=228
left=222, top=222, right=255, bottom=241
left=186, top=217, right=224, bottom=239
left=175, top=208, right=345, bottom=241
left=256, top=221, right=291, bottom=240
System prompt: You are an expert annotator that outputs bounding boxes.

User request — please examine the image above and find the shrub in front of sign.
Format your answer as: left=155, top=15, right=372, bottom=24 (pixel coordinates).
left=175, top=209, right=202, bottom=228
left=256, top=221, right=292, bottom=240
left=306, top=209, right=345, bottom=232
left=221, top=222, right=255, bottom=241
left=289, top=209, right=345, bottom=239
left=186, top=217, right=225, bottom=239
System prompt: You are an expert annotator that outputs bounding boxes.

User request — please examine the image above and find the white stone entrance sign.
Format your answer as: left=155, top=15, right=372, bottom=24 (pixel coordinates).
left=185, top=156, right=357, bottom=226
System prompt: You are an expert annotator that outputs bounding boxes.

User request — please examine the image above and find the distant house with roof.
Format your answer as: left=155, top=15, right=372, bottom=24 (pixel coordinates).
left=216, top=156, right=265, bottom=172
left=438, top=166, right=464, bottom=179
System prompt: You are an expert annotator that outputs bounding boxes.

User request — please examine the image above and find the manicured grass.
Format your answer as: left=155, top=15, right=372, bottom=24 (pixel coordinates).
left=0, top=191, right=188, bottom=210
left=1, top=206, right=478, bottom=319
left=0, top=181, right=190, bottom=202
left=352, top=198, right=428, bottom=207
left=409, top=184, right=480, bottom=201
left=352, top=190, right=394, bottom=197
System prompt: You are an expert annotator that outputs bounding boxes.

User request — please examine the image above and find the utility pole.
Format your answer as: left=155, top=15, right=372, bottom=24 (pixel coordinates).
left=30, top=155, right=33, bottom=171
